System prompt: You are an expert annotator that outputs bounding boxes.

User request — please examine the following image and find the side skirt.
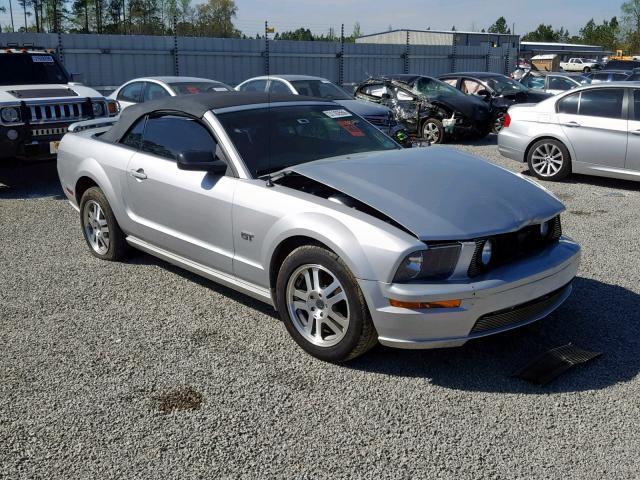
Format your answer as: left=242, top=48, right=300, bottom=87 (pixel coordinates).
left=126, top=236, right=274, bottom=306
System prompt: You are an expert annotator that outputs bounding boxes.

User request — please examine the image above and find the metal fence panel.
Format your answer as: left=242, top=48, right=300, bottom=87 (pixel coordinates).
left=0, top=32, right=517, bottom=88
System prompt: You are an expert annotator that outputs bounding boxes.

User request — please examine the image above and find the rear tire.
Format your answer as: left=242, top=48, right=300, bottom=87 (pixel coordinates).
left=275, top=245, right=378, bottom=362
left=79, top=187, right=129, bottom=261
left=583, top=66, right=591, bottom=73
left=422, top=118, right=445, bottom=144
left=527, top=139, right=571, bottom=181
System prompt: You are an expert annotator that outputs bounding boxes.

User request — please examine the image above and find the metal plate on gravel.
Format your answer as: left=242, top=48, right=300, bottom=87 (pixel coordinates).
left=513, top=343, right=602, bottom=385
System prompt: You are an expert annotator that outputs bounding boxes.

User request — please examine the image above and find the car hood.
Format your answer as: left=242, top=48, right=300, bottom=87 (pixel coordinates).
left=0, top=83, right=102, bottom=102
left=334, top=99, right=391, bottom=117
left=287, top=147, right=564, bottom=240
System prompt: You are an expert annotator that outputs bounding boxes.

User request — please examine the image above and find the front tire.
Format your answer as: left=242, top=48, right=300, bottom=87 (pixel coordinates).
left=422, top=118, right=445, bottom=144
left=527, top=139, right=571, bottom=181
left=275, top=245, right=378, bottom=362
left=79, top=187, right=129, bottom=261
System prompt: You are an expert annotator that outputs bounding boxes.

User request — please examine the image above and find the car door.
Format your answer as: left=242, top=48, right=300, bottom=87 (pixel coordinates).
left=557, top=88, right=627, bottom=168
left=626, top=88, right=640, bottom=172
left=124, top=113, right=236, bottom=274
left=116, top=81, right=144, bottom=110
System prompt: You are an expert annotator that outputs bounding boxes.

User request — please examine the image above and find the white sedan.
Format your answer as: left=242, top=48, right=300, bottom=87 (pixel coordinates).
left=109, top=76, right=233, bottom=110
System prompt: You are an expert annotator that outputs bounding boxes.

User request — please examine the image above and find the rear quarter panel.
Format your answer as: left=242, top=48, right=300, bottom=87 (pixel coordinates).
left=57, top=132, right=135, bottom=230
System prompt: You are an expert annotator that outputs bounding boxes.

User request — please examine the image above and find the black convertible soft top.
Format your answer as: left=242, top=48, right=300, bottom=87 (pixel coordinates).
left=101, top=91, right=330, bottom=143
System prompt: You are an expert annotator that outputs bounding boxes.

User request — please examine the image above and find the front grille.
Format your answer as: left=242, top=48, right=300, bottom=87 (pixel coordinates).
left=26, top=103, right=84, bottom=122
left=470, top=283, right=570, bottom=334
left=468, top=216, right=562, bottom=278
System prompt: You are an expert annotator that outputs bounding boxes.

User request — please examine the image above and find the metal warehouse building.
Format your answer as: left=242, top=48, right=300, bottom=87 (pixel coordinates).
left=520, top=42, right=607, bottom=60
left=356, top=29, right=519, bottom=48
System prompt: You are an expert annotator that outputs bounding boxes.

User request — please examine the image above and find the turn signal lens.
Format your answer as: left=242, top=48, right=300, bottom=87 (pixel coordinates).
left=389, top=299, right=462, bottom=309
left=107, top=100, right=119, bottom=115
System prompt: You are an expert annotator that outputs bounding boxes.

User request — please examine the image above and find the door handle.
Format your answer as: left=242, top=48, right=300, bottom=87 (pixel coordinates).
left=561, top=121, right=581, bottom=128
left=128, top=168, right=147, bottom=180
left=631, top=130, right=640, bottom=136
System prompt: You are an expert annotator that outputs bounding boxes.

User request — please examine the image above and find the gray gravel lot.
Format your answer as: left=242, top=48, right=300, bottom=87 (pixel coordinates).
left=1, top=139, right=639, bottom=479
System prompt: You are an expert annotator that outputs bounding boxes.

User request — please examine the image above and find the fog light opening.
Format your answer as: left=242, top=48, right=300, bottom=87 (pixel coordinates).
left=6, top=129, right=18, bottom=140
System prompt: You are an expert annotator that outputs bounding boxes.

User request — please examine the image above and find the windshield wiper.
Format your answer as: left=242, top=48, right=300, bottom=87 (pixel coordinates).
left=257, top=169, right=293, bottom=187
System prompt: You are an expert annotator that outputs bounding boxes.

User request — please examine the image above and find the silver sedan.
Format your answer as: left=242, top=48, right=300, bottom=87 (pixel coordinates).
left=57, top=92, right=580, bottom=362
left=499, top=82, right=640, bottom=182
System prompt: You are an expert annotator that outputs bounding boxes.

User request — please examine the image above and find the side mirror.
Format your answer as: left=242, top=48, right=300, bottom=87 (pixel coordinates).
left=477, top=89, right=491, bottom=98
left=70, top=72, right=85, bottom=84
left=177, top=150, right=227, bottom=174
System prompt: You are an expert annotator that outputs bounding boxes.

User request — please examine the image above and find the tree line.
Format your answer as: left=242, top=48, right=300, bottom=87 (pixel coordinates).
left=2, top=0, right=640, bottom=53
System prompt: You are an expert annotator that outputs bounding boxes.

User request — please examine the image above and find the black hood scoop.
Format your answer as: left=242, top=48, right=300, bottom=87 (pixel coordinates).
left=8, top=88, right=78, bottom=99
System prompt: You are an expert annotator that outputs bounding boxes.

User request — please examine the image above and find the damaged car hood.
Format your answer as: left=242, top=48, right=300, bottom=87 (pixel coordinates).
left=287, top=147, right=564, bottom=241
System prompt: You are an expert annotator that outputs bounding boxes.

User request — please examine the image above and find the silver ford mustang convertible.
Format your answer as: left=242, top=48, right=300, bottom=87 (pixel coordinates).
left=57, top=92, right=581, bottom=362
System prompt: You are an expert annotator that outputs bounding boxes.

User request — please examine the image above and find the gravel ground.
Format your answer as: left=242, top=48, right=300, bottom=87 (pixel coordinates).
left=1, top=140, right=639, bottom=479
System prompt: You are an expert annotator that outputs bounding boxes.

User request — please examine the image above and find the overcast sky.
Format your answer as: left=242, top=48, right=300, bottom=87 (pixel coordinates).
left=233, top=0, right=622, bottom=38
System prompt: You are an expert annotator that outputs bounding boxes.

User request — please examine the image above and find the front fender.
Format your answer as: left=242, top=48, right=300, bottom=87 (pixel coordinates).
left=263, top=211, right=420, bottom=283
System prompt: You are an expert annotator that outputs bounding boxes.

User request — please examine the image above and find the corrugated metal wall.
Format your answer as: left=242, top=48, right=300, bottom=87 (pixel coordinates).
left=0, top=32, right=517, bottom=87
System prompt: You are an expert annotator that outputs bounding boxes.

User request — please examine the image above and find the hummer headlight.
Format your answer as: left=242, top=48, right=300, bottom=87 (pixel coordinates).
left=1, top=107, right=20, bottom=123
left=92, top=103, right=104, bottom=116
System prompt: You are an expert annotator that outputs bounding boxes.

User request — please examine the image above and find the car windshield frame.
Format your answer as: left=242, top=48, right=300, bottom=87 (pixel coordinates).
left=168, top=81, right=232, bottom=95
left=484, top=76, right=529, bottom=95
left=217, top=104, right=400, bottom=178
left=0, top=53, right=70, bottom=85
left=289, top=79, right=353, bottom=100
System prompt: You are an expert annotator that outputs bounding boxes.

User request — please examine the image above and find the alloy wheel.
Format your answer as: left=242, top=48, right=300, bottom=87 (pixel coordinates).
left=423, top=122, right=441, bottom=143
left=286, top=264, right=350, bottom=348
left=531, top=143, right=564, bottom=177
left=83, top=200, right=110, bottom=255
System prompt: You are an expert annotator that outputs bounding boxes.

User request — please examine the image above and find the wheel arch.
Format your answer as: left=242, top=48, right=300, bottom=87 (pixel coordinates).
left=75, top=176, right=99, bottom=204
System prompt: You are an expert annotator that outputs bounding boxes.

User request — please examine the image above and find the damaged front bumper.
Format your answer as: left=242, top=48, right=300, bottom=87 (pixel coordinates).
left=357, top=237, right=580, bottom=349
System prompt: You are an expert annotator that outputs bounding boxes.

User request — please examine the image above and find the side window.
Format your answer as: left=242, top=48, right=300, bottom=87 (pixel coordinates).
left=557, top=92, right=580, bottom=114
left=118, top=82, right=144, bottom=103
left=579, top=88, right=624, bottom=119
left=141, top=115, right=217, bottom=160
left=548, top=77, right=575, bottom=91
left=362, top=85, right=385, bottom=97
left=592, top=73, right=609, bottom=82
left=441, top=78, right=458, bottom=87
left=461, top=79, right=484, bottom=95
left=635, top=90, right=640, bottom=121
left=268, top=80, right=292, bottom=94
left=238, top=80, right=267, bottom=92
left=613, top=73, right=630, bottom=81
left=143, top=82, right=170, bottom=102
left=121, top=116, right=146, bottom=149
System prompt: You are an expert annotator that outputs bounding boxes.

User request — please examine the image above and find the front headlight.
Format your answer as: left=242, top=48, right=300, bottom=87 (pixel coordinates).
left=393, top=244, right=461, bottom=283
left=92, top=102, right=104, bottom=116
left=1, top=107, right=20, bottom=123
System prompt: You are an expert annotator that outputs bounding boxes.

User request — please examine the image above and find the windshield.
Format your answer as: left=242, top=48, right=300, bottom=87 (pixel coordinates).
left=169, top=81, right=232, bottom=95
left=0, top=54, right=69, bottom=85
left=414, top=77, right=466, bottom=98
left=485, top=76, right=528, bottom=94
left=218, top=105, right=399, bottom=177
left=290, top=80, right=353, bottom=100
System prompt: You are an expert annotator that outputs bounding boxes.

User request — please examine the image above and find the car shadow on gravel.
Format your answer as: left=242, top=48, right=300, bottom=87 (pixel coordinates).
left=521, top=169, right=640, bottom=193
left=127, top=253, right=279, bottom=318
left=0, top=161, right=65, bottom=200
left=346, top=277, right=640, bottom=394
